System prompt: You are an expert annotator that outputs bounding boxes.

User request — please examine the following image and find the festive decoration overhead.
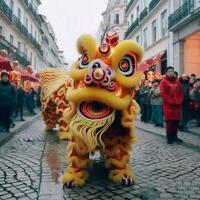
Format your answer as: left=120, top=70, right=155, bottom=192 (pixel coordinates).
left=0, top=49, right=8, bottom=57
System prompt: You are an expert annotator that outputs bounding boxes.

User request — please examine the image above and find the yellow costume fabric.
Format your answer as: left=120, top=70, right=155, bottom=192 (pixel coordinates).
left=40, top=32, right=143, bottom=187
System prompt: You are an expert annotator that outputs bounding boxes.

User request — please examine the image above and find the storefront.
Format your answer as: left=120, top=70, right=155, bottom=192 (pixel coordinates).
left=184, top=31, right=200, bottom=77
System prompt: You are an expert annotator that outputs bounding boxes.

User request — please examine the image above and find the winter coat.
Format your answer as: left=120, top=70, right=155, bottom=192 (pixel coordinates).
left=139, top=86, right=150, bottom=105
left=180, top=80, right=190, bottom=104
left=190, top=87, right=200, bottom=108
left=0, top=81, right=17, bottom=108
left=17, top=88, right=25, bottom=106
left=160, top=77, right=183, bottom=120
left=149, top=87, right=163, bottom=105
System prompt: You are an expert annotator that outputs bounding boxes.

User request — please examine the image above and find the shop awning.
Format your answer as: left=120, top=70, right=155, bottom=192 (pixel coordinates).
left=139, top=50, right=166, bottom=72
left=0, top=58, right=12, bottom=71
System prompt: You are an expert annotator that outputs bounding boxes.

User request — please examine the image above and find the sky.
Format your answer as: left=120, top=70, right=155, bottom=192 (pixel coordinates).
left=39, top=0, right=108, bottom=65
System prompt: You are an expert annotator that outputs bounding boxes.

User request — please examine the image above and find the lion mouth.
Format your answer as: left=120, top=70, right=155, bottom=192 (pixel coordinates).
left=77, top=101, right=114, bottom=120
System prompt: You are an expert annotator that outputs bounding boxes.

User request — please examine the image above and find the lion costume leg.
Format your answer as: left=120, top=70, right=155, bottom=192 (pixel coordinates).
left=103, top=133, right=135, bottom=186
left=42, top=101, right=58, bottom=131
left=58, top=117, right=71, bottom=140
left=63, top=136, right=91, bottom=187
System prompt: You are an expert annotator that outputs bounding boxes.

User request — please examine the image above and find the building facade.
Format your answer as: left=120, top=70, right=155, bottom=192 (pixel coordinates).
left=168, top=0, right=200, bottom=76
left=125, top=0, right=171, bottom=74
left=97, top=0, right=128, bottom=43
left=0, top=0, right=66, bottom=72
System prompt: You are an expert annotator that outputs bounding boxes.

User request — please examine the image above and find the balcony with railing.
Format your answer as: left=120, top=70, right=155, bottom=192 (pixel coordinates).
left=0, top=36, right=31, bottom=67
left=0, top=0, right=12, bottom=22
left=125, top=18, right=139, bottom=38
left=168, top=0, right=195, bottom=30
left=140, top=7, right=148, bottom=22
left=125, top=0, right=134, bottom=13
left=22, top=0, right=41, bottom=26
left=149, top=0, right=160, bottom=12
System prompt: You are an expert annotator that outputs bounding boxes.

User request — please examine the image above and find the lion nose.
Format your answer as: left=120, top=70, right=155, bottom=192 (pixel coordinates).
left=93, top=68, right=105, bottom=81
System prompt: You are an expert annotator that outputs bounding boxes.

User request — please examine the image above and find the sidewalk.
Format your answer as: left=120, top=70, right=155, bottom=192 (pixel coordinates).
left=0, top=109, right=40, bottom=146
left=135, top=119, right=200, bottom=137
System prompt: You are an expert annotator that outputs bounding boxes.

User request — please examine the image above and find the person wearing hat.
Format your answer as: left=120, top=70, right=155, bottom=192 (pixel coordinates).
left=0, top=71, right=17, bottom=132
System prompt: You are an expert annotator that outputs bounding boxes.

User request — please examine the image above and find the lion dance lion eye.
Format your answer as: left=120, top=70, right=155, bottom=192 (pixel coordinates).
left=78, top=52, right=89, bottom=69
left=118, top=54, right=136, bottom=77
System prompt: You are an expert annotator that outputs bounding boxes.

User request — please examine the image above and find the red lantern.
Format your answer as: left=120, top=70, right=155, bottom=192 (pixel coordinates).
left=12, top=60, right=19, bottom=68
left=9, top=71, right=21, bottom=85
left=0, top=49, right=8, bottom=57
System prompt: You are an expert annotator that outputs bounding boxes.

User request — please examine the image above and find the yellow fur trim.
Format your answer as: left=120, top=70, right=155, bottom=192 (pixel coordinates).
left=115, top=71, right=143, bottom=88
left=69, top=62, right=88, bottom=80
left=105, top=155, right=130, bottom=169
left=67, top=142, right=89, bottom=156
left=63, top=169, right=89, bottom=187
left=109, top=168, right=136, bottom=184
left=58, top=131, right=71, bottom=140
left=67, top=156, right=91, bottom=169
left=111, top=40, right=144, bottom=69
left=77, top=34, right=97, bottom=61
left=69, top=112, right=115, bottom=152
left=67, top=87, right=131, bottom=110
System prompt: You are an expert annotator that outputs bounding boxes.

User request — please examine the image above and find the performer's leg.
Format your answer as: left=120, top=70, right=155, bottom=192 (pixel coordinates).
left=63, top=136, right=91, bottom=187
left=103, top=134, right=135, bottom=186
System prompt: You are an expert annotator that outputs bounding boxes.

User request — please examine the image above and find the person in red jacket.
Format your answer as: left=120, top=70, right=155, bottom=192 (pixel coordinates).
left=160, top=67, right=184, bottom=144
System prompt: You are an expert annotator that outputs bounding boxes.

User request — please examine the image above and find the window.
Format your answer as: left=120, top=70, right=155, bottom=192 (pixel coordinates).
left=152, top=19, right=157, bottom=43
left=31, top=25, right=33, bottom=35
left=136, top=35, right=139, bottom=43
left=136, top=5, right=140, bottom=17
left=143, top=27, right=148, bottom=48
left=34, top=56, right=37, bottom=71
left=18, top=8, right=21, bottom=21
left=131, top=14, right=134, bottom=23
left=35, top=30, right=37, bottom=40
left=10, top=0, right=14, bottom=10
left=180, top=0, right=186, bottom=6
left=10, top=34, right=14, bottom=45
left=25, top=48, right=28, bottom=56
left=25, top=18, right=28, bottom=30
left=161, top=10, right=167, bottom=37
left=114, top=13, right=120, bottom=24
left=18, top=41, right=21, bottom=51
left=0, top=26, right=3, bottom=35
left=30, top=52, right=32, bottom=64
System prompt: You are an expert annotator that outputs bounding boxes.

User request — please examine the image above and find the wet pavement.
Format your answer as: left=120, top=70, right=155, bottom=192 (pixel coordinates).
left=0, top=118, right=200, bottom=200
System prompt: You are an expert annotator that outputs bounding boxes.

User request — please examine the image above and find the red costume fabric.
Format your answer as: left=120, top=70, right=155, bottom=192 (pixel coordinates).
left=160, top=76, right=183, bottom=121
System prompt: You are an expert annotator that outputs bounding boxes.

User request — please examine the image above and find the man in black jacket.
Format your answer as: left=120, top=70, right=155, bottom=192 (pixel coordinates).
left=0, top=71, right=17, bottom=132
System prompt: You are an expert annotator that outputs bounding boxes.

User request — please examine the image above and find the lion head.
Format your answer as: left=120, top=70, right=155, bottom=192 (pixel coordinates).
left=66, top=32, right=143, bottom=151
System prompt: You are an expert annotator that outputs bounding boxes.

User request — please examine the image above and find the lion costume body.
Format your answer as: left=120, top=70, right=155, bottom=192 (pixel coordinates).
left=41, top=32, right=143, bottom=187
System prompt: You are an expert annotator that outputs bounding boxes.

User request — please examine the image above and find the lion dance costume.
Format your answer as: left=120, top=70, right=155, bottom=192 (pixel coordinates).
left=41, top=32, right=143, bottom=187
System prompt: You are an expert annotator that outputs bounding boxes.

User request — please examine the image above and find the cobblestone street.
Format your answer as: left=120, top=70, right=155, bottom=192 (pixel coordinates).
left=0, top=118, right=200, bottom=200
